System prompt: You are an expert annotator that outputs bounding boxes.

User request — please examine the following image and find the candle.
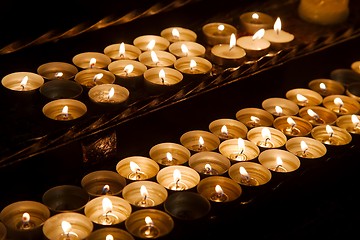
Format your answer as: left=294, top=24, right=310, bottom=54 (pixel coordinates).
left=308, top=78, right=345, bottom=96
left=235, top=107, right=274, bottom=128
left=39, top=79, right=83, bottom=100
left=160, top=27, right=197, bottom=43
left=285, top=88, right=323, bottom=107
left=311, top=124, right=352, bottom=146
left=247, top=126, right=287, bottom=149
left=336, top=114, right=360, bottom=134
left=298, top=0, right=349, bottom=25
left=188, top=151, right=231, bottom=176
left=1, top=72, right=44, bottom=92
left=149, top=142, right=191, bottom=166
left=323, top=94, right=360, bottom=116
left=286, top=137, right=327, bottom=159
left=236, top=29, right=271, bottom=59
left=258, top=149, right=301, bottom=173
left=133, top=35, right=170, bottom=51
left=156, top=165, right=200, bottom=191
left=174, top=56, right=213, bottom=80
left=263, top=17, right=294, bottom=49
left=219, top=138, right=260, bottom=162
left=138, top=50, right=176, bottom=68
left=262, top=97, right=299, bottom=117
left=179, top=130, right=220, bottom=153
left=169, top=41, right=206, bottom=58
left=42, top=99, right=87, bottom=121
left=116, top=156, right=160, bottom=182
left=273, top=115, right=313, bottom=137
left=103, top=42, right=141, bottom=60
left=37, top=61, right=79, bottom=80
left=208, top=118, right=248, bottom=141
left=228, top=162, right=272, bottom=186
left=239, top=11, right=275, bottom=34
left=143, top=67, right=183, bottom=94
left=88, top=227, right=135, bottom=240
left=88, top=84, right=130, bottom=109
left=298, top=106, right=338, bottom=126
left=74, top=69, right=116, bottom=89
left=210, top=33, right=247, bottom=67
left=202, top=22, right=238, bottom=45
left=72, top=52, right=111, bottom=69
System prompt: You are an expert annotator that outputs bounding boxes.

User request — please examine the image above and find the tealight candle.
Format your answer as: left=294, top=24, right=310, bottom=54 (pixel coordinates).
left=285, top=136, right=327, bottom=159
left=180, top=130, right=220, bottom=153
left=74, top=69, right=116, bottom=89
left=1, top=72, right=44, bottom=92
left=37, top=61, right=79, bottom=80
left=311, top=124, right=352, bottom=146
left=336, top=114, right=360, bottom=135
left=239, top=11, right=275, bottom=34
left=308, top=78, right=345, bottom=96
left=0, top=201, right=50, bottom=240
left=285, top=88, right=323, bottom=107
left=42, top=98, right=87, bottom=121
left=138, top=50, right=176, bottom=68
left=218, top=138, right=260, bottom=162
left=133, top=35, right=170, bottom=51
left=156, top=165, right=200, bottom=191
left=210, top=33, right=246, bottom=67
left=235, top=107, right=274, bottom=128
left=149, top=142, right=191, bottom=166
left=188, top=151, right=231, bottom=177
left=169, top=41, right=206, bottom=58
left=236, top=29, right=271, bottom=59
left=88, top=227, right=135, bottom=240
left=208, top=118, right=248, bottom=141
left=230, top=161, right=272, bottom=187
left=351, top=61, right=360, bottom=74
left=298, top=106, right=338, bottom=126
left=42, top=212, right=93, bottom=240
left=202, top=22, right=238, bottom=46
left=84, top=195, right=132, bottom=226
left=39, top=79, right=83, bottom=100
left=247, top=126, right=287, bottom=149
left=262, top=97, right=299, bottom=117
left=160, top=27, right=197, bottom=43
left=72, top=52, right=111, bottom=69
left=258, top=149, right=301, bottom=173
left=273, top=115, right=313, bottom=137
left=116, top=156, right=160, bottom=182
left=143, top=67, right=183, bottom=94
left=263, top=17, right=294, bottom=49
left=323, top=94, right=360, bottom=115
left=121, top=181, right=168, bottom=208
left=174, top=56, right=212, bottom=81
left=104, top=42, right=142, bottom=60
left=88, top=83, right=130, bottom=109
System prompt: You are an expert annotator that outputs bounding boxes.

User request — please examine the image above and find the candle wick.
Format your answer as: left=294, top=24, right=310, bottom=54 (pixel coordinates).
left=175, top=179, right=180, bottom=188
left=274, top=164, right=282, bottom=171
left=264, top=137, right=270, bottom=146
left=161, top=77, right=165, bottom=85
left=339, top=104, right=343, bottom=113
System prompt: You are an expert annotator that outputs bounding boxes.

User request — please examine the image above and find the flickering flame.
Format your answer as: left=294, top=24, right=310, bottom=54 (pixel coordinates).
left=229, top=33, right=236, bottom=50
left=150, top=51, right=159, bottom=65
left=252, top=13, right=259, bottom=20
left=199, top=136, right=205, bottom=146
left=61, top=221, right=72, bottom=234
left=239, top=166, right=250, bottom=178
left=93, top=73, right=104, bottom=82
left=102, top=184, right=110, bottom=194
left=287, top=117, right=296, bottom=127
left=334, top=97, right=344, bottom=107
left=124, top=64, right=134, bottom=75
left=22, top=212, right=30, bottom=223
left=252, top=28, right=265, bottom=40
left=275, top=105, right=283, bottom=115
left=145, top=216, right=153, bottom=226
left=172, top=28, right=180, bottom=39
left=319, top=83, right=326, bottom=91
left=221, top=125, right=228, bottom=135
left=166, top=152, right=173, bottom=161
left=274, top=17, right=282, bottom=34
left=20, top=76, right=28, bottom=88
left=217, top=24, right=225, bottom=31
left=106, top=234, right=114, bottom=240
left=204, top=163, right=212, bottom=172
left=351, top=114, right=360, bottom=125
left=146, top=39, right=156, bottom=51
left=55, top=72, right=63, bottom=78
left=130, top=161, right=141, bottom=173
left=102, top=197, right=113, bottom=213
left=159, top=69, right=166, bottom=84
left=89, top=58, right=97, bottom=68
left=62, top=106, right=69, bottom=115
left=215, top=185, right=224, bottom=195
left=296, top=93, right=308, bottom=103
left=108, top=87, right=115, bottom=99
left=307, top=109, right=319, bottom=118
left=300, top=140, right=308, bottom=152
left=237, top=138, right=245, bottom=150
left=119, top=42, right=125, bottom=57
left=250, top=115, right=260, bottom=123
left=181, top=44, right=189, bottom=56
left=140, top=185, right=148, bottom=199
left=173, top=169, right=181, bottom=183
left=189, top=59, right=197, bottom=70
left=276, top=156, right=283, bottom=166
left=261, top=127, right=271, bottom=141
left=326, top=125, right=334, bottom=137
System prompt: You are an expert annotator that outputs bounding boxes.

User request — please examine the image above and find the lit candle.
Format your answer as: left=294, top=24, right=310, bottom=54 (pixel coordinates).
left=103, top=42, right=141, bottom=60
left=263, top=17, right=294, bottom=49
left=284, top=116, right=300, bottom=135
left=169, top=169, right=187, bottom=190
left=143, top=67, right=183, bottom=93
left=236, top=28, right=270, bottom=58
left=169, top=41, right=206, bottom=58
left=351, top=114, right=360, bottom=131
left=333, top=97, right=345, bottom=114
left=202, top=22, right=238, bottom=45
left=88, top=84, right=130, bottom=106
left=101, top=185, right=111, bottom=195
left=37, top=61, right=78, bottom=80
left=209, top=185, right=228, bottom=202
left=128, top=161, right=148, bottom=180
left=323, top=95, right=360, bottom=115
left=306, top=108, right=325, bottom=125
left=55, top=105, right=73, bottom=121
left=258, top=127, right=273, bottom=148
left=229, top=138, right=247, bottom=161
left=308, top=78, right=345, bottom=96
left=72, top=52, right=111, bottom=69
left=18, top=212, right=35, bottom=230
left=160, top=27, right=197, bottom=43
left=324, top=125, right=335, bottom=145
left=174, top=56, right=212, bottom=76
left=1, top=72, right=44, bottom=92
left=249, top=115, right=261, bottom=127
left=336, top=114, right=360, bottom=134
left=194, top=136, right=207, bottom=151
left=136, top=185, right=155, bottom=207
left=239, top=166, right=259, bottom=186
left=285, top=137, right=327, bottom=159
left=133, top=35, right=170, bottom=52
left=74, top=69, right=116, bottom=88
left=272, top=156, right=287, bottom=172
left=97, top=197, right=119, bottom=225
left=311, top=124, right=352, bottom=146
left=286, top=88, right=323, bottom=107
left=296, top=140, right=312, bottom=158
left=149, top=142, right=191, bottom=166
left=60, top=220, right=79, bottom=240
left=139, top=216, right=160, bottom=238
left=201, top=163, right=219, bottom=175
left=239, top=11, right=275, bottom=34
left=139, top=50, right=176, bottom=68
left=275, top=105, right=283, bottom=116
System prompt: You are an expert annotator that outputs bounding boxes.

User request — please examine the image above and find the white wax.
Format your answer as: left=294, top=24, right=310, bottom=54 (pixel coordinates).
left=211, top=44, right=246, bottom=59
left=263, top=29, right=294, bottom=44
left=236, top=36, right=270, bottom=51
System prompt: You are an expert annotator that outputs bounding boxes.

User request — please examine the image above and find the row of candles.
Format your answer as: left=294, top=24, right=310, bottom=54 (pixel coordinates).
left=1, top=60, right=360, bottom=239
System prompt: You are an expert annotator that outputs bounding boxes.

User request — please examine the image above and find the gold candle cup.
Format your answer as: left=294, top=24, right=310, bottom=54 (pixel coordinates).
left=196, top=176, right=242, bottom=203
left=346, top=82, right=360, bottom=102
left=258, top=149, right=301, bottom=173
left=169, top=41, right=206, bottom=58
left=133, top=35, right=170, bottom=52
left=351, top=61, right=360, bottom=74
left=285, top=136, right=327, bottom=159
left=43, top=212, right=93, bottom=240
left=125, top=209, right=174, bottom=239
left=42, top=99, right=87, bottom=121
left=1, top=71, right=44, bottom=92
left=84, top=195, right=132, bottom=226
left=88, top=227, right=135, bottom=240
left=262, top=97, right=299, bottom=117
left=210, top=43, right=246, bottom=67
left=160, top=27, right=197, bottom=43
left=37, top=62, right=79, bottom=80
left=308, top=78, right=345, bottom=97
left=143, top=67, right=183, bottom=94
left=247, top=126, right=287, bottom=149
left=103, top=43, right=141, bottom=60
left=273, top=115, right=313, bottom=137
left=0, top=201, right=50, bottom=240
left=116, top=156, right=160, bottom=182
left=285, top=88, right=323, bottom=107
left=156, top=165, right=200, bottom=191
left=108, top=59, right=147, bottom=90
left=239, top=11, right=275, bottom=35
left=138, top=50, right=176, bottom=68
left=174, top=56, right=212, bottom=79
left=298, top=106, right=338, bottom=126
left=323, top=94, right=360, bottom=115
left=81, top=170, right=127, bottom=198
left=149, top=142, right=191, bottom=166
left=188, top=151, right=231, bottom=177
left=72, top=52, right=111, bottom=69
left=336, top=114, right=360, bottom=134
left=228, top=161, right=272, bottom=186
left=42, top=185, right=90, bottom=214
left=74, top=69, right=116, bottom=89
left=121, top=181, right=168, bottom=208
left=218, top=138, right=260, bottom=162
left=235, top=107, right=274, bottom=128
left=311, top=125, right=352, bottom=146
left=179, top=130, right=220, bottom=153
left=39, top=79, right=83, bottom=100
left=0, top=222, right=6, bottom=240
left=88, top=83, right=130, bottom=110
left=208, top=118, right=248, bottom=141
left=202, top=22, right=237, bottom=46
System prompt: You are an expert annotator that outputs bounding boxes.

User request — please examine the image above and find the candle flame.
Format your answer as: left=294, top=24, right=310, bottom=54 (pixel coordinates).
left=130, top=161, right=141, bottom=173
left=61, top=221, right=72, bottom=234
left=252, top=28, right=265, bottom=40
left=275, top=105, right=283, bottom=115
left=274, top=17, right=282, bottom=34
left=62, top=105, right=69, bottom=115
left=199, top=136, right=205, bottom=146
left=89, top=58, right=97, bottom=68
left=237, top=138, right=245, bottom=150
left=204, top=163, right=212, bottom=172
left=55, top=72, right=63, bottom=78
left=119, top=42, right=126, bottom=57
left=159, top=69, right=166, bottom=84
left=276, top=156, right=283, bottom=166
left=145, top=216, right=153, bottom=226
left=181, top=44, right=189, bottom=56
left=252, top=13, right=259, bottom=20
left=102, top=184, right=110, bottom=194
left=173, top=169, right=181, bottom=183
left=215, top=184, right=224, bottom=195
left=320, top=83, right=326, bottom=91
left=166, top=152, right=173, bottom=161
left=190, top=59, right=197, bottom=70
left=334, top=97, right=344, bottom=107
left=287, top=117, right=296, bottom=126
left=172, top=28, right=180, bottom=39
left=93, top=73, right=104, bottom=82
left=250, top=115, right=260, bottom=123
left=221, top=125, right=228, bottom=135
left=307, top=109, right=319, bottom=118
left=140, top=185, right=148, bottom=199
left=22, top=212, right=30, bottom=223
left=239, top=166, right=250, bottom=178
left=102, top=197, right=113, bottom=213
left=20, top=76, right=28, bottom=88
left=124, top=64, right=134, bottom=75
left=300, top=140, right=308, bottom=152
left=351, top=114, right=360, bottom=125
left=146, top=39, right=156, bottom=51
left=229, top=33, right=236, bottom=50
left=296, top=93, right=308, bottom=102
left=108, top=87, right=115, bottom=99
left=217, top=24, right=225, bottom=31
left=261, top=127, right=271, bottom=140
left=326, top=125, right=334, bottom=136
left=150, top=51, right=159, bottom=65
left=106, top=234, right=114, bottom=240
